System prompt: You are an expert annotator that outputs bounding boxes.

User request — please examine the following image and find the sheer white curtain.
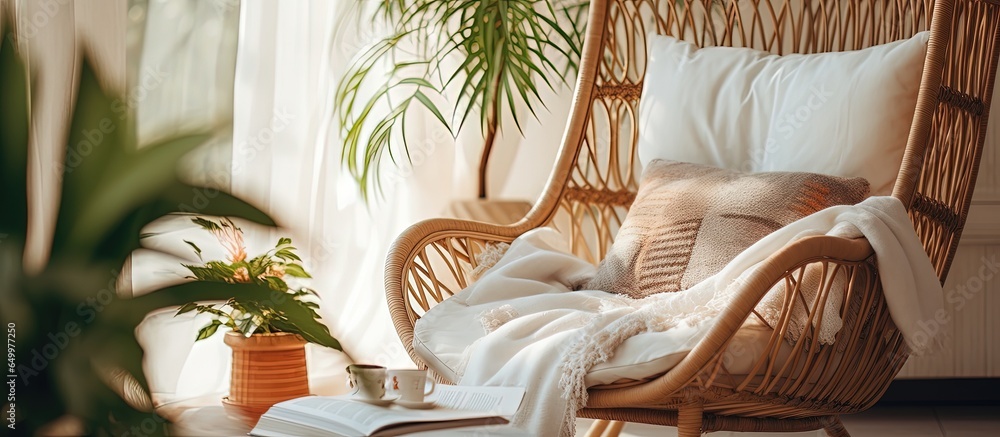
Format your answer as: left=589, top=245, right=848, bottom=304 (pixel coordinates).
left=8, top=0, right=125, bottom=273
left=229, top=0, right=480, bottom=369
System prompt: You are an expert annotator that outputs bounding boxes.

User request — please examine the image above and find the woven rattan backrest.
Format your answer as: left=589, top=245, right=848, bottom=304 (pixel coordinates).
left=535, top=0, right=1000, bottom=282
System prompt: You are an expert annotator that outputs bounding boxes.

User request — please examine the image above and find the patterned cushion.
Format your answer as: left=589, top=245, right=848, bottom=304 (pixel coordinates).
left=584, top=159, right=870, bottom=299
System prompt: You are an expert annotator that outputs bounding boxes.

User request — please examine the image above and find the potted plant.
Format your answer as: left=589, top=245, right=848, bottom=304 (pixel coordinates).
left=335, top=1, right=588, bottom=201
left=173, top=216, right=341, bottom=426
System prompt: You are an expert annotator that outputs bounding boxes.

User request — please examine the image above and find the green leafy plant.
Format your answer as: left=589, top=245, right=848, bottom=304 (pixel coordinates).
left=0, top=24, right=330, bottom=435
left=173, top=217, right=340, bottom=348
left=336, top=0, right=588, bottom=200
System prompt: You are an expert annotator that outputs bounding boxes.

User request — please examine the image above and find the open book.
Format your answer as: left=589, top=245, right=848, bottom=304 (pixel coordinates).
left=250, top=385, right=525, bottom=437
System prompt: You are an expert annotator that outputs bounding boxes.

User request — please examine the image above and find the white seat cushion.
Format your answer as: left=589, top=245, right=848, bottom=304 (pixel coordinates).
left=638, top=32, right=929, bottom=196
left=413, top=294, right=780, bottom=387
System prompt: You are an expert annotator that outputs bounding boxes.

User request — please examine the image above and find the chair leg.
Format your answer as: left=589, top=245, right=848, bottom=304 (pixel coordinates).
left=584, top=420, right=625, bottom=437
left=584, top=419, right=609, bottom=437
left=677, top=399, right=704, bottom=437
left=821, top=416, right=851, bottom=437
left=604, top=420, right=625, bottom=437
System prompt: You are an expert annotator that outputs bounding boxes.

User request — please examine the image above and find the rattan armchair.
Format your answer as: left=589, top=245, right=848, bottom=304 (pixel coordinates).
left=385, top=1, right=1000, bottom=435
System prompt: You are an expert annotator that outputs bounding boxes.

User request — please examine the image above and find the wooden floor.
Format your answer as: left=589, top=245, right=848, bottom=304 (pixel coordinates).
left=162, top=394, right=999, bottom=436
left=576, top=405, right=1000, bottom=437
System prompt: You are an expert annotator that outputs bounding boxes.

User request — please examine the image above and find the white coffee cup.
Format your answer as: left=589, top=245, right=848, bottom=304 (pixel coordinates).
left=387, top=369, right=436, bottom=402
left=346, top=364, right=387, bottom=400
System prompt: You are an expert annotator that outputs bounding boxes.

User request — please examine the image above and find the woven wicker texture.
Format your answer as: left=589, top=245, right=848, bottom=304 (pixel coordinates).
left=384, top=1, right=1000, bottom=435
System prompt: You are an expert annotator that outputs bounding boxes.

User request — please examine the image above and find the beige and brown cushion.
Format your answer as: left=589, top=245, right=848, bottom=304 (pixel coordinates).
left=584, top=159, right=870, bottom=299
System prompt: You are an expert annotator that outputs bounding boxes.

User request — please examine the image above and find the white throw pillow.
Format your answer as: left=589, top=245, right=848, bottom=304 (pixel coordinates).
left=638, top=32, right=929, bottom=196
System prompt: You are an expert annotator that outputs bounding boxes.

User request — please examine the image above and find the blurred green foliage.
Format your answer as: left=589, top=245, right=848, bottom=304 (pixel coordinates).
left=0, top=26, right=331, bottom=435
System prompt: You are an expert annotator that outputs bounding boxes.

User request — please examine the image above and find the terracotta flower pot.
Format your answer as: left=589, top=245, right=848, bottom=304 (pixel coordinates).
left=221, top=331, right=309, bottom=427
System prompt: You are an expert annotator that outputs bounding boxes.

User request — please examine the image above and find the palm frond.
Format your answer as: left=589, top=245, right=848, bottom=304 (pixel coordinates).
left=336, top=0, right=588, bottom=200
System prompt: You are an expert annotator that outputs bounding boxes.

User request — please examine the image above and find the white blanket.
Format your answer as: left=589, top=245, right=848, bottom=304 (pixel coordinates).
left=415, top=196, right=943, bottom=436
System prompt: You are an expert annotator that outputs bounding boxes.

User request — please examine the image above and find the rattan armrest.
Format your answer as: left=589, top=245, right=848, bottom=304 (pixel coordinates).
left=385, top=216, right=542, bottom=366
left=587, top=234, right=883, bottom=407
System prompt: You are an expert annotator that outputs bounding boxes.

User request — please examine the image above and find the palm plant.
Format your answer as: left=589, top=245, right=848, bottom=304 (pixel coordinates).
left=0, top=26, right=336, bottom=435
left=336, top=0, right=588, bottom=200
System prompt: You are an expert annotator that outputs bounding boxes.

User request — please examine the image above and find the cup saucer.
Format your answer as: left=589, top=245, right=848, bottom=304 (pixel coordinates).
left=394, top=399, right=436, bottom=409
left=349, top=395, right=397, bottom=407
